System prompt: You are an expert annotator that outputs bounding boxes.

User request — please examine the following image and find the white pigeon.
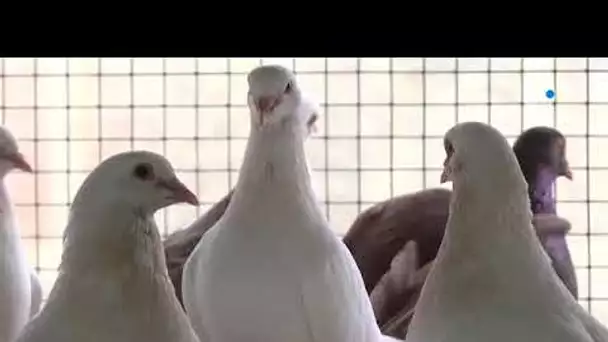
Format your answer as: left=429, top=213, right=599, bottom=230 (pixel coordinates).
left=0, top=126, right=42, bottom=342
left=16, top=151, right=201, bottom=342
left=182, top=65, right=400, bottom=342
left=405, top=121, right=608, bottom=342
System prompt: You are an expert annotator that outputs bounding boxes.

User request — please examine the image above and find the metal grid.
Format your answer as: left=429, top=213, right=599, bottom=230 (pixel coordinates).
left=1, top=57, right=607, bottom=322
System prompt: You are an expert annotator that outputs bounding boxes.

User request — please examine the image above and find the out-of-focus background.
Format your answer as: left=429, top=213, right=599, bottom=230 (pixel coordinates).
left=1, top=57, right=607, bottom=320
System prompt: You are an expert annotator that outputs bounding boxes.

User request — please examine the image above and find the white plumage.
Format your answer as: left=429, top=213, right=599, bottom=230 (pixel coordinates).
left=16, top=151, right=201, bottom=342
left=405, top=121, right=608, bottom=342
left=182, top=65, right=398, bottom=342
left=0, top=126, right=41, bottom=342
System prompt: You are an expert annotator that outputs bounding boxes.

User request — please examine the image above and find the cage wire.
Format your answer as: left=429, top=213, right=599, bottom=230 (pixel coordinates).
left=1, top=57, right=608, bottom=322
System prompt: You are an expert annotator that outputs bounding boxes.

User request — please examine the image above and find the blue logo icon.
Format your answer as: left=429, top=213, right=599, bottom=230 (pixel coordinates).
left=545, top=89, right=555, bottom=99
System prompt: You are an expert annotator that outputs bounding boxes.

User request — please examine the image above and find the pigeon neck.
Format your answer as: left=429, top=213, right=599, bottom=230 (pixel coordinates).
left=61, top=204, right=167, bottom=276
left=228, top=121, right=316, bottom=215
left=441, top=178, right=537, bottom=260
left=424, top=176, right=565, bottom=321
left=0, top=180, right=12, bottom=215
left=528, top=167, right=557, bottom=215
left=0, top=180, right=17, bottom=237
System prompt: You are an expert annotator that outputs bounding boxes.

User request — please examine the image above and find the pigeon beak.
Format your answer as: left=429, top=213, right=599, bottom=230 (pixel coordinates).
left=256, top=96, right=278, bottom=114
left=5, top=153, right=32, bottom=173
left=157, top=177, right=199, bottom=206
left=560, top=165, right=573, bottom=180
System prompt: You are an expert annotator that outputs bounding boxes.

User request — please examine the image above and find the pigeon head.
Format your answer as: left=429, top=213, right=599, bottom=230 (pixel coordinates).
left=73, top=151, right=198, bottom=215
left=247, top=65, right=318, bottom=134
left=513, top=126, right=571, bottom=182
left=513, top=126, right=571, bottom=214
left=0, top=126, right=32, bottom=176
left=440, top=122, right=526, bottom=192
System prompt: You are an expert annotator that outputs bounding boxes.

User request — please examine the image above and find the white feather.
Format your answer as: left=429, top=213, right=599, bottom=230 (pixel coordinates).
left=0, top=182, right=34, bottom=342
left=16, top=151, right=200, bottom=342
left=405, top=122, right=608, bottom=342
left=182, top=66, right=398, bottom=342
left=0, top=126, right=38, bottom=342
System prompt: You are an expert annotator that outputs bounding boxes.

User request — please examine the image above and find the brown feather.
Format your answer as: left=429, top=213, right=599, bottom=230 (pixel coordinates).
left=343, top=188, right=451, bottom=294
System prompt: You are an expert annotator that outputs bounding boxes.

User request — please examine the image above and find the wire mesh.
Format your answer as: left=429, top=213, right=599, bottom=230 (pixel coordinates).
left=1, top=57, right=607, bottom=322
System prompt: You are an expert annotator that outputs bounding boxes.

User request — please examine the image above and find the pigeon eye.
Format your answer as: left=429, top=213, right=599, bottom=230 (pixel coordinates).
left=133, top=163, right=154, bottom=181
left=284, top=82, right=293, bottom=93
left=444, top=140, right=454, bottom=155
